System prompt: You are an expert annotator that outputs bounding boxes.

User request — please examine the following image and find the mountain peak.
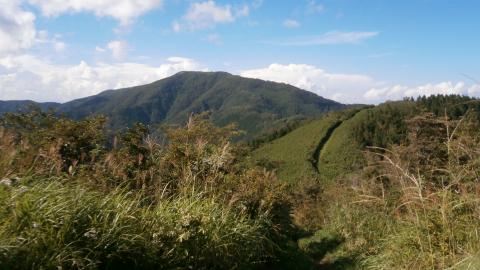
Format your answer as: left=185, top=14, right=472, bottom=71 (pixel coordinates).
left=0, top=72, right=345, bottom=139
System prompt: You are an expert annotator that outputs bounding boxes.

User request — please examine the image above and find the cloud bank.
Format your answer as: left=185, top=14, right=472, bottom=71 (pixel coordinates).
left=241, top=63, right=379, bottom=103
left=0, top=55, right=203, bottom=102
left=241, top=63, right=480, bottom=104
left=27, top=0, right=163, bottom=25
left=0, top=0, right=36, bottom=55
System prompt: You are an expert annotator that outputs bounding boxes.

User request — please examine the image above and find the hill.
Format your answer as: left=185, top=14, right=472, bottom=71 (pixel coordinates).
left=0, top=71, right=346, bottom=139
left=250, top=108, right=363, bottom=183
left=252, top=95, right=480, bottom=182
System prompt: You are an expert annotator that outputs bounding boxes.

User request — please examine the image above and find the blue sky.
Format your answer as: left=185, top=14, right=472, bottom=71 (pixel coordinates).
left=1, top=0, right=479, bottom=103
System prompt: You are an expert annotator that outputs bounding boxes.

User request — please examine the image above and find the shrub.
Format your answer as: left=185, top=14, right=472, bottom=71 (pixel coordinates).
left=319, top=111, right=480, bottom=269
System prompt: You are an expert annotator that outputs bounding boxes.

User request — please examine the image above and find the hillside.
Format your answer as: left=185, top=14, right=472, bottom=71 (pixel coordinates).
left=250, top=108, right=363, bottom=183
left=252, top=95, right=480, bottom=182
left=0, top=71, right=346, bottom=139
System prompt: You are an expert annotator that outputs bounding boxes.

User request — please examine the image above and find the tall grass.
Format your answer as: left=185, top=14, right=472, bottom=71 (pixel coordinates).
left=316, top=112, right=480, bottom=269
left=0, top=111, right=322, bottom=269
left=0, top=180, right=272, bottom=269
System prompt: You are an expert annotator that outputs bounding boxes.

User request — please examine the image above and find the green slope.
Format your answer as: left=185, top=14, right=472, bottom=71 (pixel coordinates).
left=251, top=100, right=427, bottom=183
left=316, top=109, right=370, bottom=181
left=250, top=108, right=362, bottom=183
left=317, top=101, right=418, bottom=180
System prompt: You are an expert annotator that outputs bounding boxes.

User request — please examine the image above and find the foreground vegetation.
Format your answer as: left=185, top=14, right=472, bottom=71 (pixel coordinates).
left=2, top=95, right=480, bottom=269
left=0, top=109, right=334, bottom=269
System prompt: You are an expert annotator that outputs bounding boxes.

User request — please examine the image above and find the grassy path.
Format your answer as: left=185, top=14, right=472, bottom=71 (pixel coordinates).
left=250, top=108, right=365, bottom=183
left=311, top=109, right=364, bottom=176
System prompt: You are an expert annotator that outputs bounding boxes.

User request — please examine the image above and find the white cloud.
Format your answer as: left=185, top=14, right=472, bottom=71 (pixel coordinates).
left=174, top=0, right=249, bottom=31
left=240, top=63, right=480, bottom=104
left=172, top=21, right=182, bottom=32
left=468, top=84, right=480, bottom=96
left=364, top=81, right=480, bottom=103
left=235, top=5, right=249, bottom=17
left=283, top=19, right=300, bottom=29
left=280, top=31, right=379, bottom=45
left=53, top=41, right=66, bottom=52
left=206, top=33, right=222, bottom=45
left=95, top=46, right=106, bottom=53
left=0, top=0, right=36, bottom=55
left=307, top=0, right=324, bottom=13
left=184, top=1, right=234, bottom=29
left=107, top=40, right=128, bottom=60
left=241, top=63, right=379, bottom=103
left=35, top=30, right=69, bottom=52
left=0, top=1, right=71, bottom=56
left=0, top=55, right=203, bottom=102
left=27, top=0, right=163, bottom=25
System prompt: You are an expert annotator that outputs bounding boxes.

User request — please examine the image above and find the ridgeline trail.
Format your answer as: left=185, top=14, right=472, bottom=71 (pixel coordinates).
left=310, top=109, right=364, bottom=174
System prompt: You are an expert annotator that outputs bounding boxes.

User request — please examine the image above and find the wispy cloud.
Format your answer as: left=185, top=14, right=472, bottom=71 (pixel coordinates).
left=107, top=40, right=128, bottom=61
left=28, top=0, right=164, bottom=25
left=206, top=33, right=222, bottom=45
left=368, top=52, right=392, bottom=58
left=267, top=31, right=379, bottom=46
left=173, top=0, right=249, bottom=32
left=307, top=0, right=324, bottom=13
left=283, top=19, right=300, bottom=29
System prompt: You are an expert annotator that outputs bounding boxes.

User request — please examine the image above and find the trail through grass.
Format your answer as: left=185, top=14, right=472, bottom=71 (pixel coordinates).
left=250, top=108, right=363, bottom=183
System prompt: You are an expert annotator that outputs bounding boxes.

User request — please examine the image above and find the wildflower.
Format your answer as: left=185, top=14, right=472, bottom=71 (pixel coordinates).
left=0, top=178, right=12, bottom=186
left=84, top=229, right=98, bottom=240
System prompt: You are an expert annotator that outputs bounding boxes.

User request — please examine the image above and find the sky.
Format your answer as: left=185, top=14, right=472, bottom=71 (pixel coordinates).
left=1, top=0, right=480, bottom=104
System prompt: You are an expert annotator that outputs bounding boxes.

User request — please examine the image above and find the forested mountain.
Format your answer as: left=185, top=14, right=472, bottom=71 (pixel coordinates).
left=0, top=100, right=60, bottom=114
left=0, top=71, right=345, bottom=139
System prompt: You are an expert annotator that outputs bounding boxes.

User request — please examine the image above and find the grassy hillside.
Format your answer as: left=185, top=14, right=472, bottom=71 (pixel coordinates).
left=316, top=101, right=417, bottom=180
left=250, top=108, right=363, bottom=183
left=251, top=100, right=420, bottom=183
left=255, top=96, right=479, bottom=183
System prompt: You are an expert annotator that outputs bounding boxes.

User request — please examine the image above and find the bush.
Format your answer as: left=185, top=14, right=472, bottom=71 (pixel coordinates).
left=318, top=111, right=480, bottom=269
left=0, top=109, right=322, bottom=269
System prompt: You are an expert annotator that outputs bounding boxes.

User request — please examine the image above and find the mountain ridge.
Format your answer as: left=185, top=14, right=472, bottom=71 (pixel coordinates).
left=0, top=71, right=346, bottom=139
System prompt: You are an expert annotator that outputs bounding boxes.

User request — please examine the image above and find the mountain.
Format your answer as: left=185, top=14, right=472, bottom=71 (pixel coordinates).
left=0, top=71, right=346, bottom=139
left=0, top=100, right=60, bottom=114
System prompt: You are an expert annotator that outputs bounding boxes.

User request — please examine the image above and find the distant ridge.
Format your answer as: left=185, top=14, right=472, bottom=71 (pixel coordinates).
left=0, top=71, right=346, bottom=138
